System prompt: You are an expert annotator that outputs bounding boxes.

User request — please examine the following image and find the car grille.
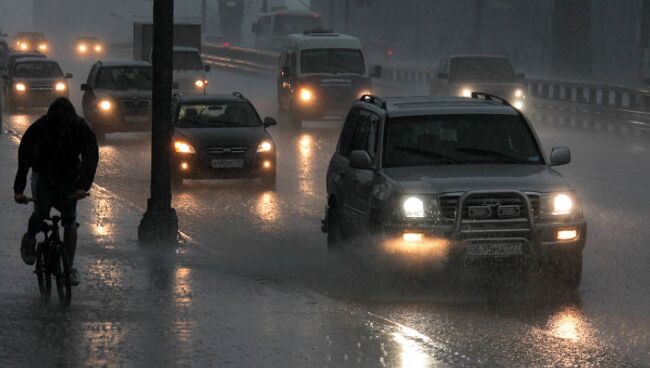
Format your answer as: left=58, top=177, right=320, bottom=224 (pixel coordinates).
left=439, top=193, right=540, bottom=221
left=28, top=85, right=54, bottom=91
left=205, top=146, right=248, bottom=158
left=120, top=99, right=150, bottom=115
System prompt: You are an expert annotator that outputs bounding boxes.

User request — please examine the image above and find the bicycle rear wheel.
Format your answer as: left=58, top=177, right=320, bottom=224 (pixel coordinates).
left=35, top=248, right=51, bottom=300
left=54, top=248, right=72, bottom=306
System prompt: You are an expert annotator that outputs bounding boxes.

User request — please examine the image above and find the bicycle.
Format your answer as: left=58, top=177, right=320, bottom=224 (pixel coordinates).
left=26, top=200, right=72, bottom=306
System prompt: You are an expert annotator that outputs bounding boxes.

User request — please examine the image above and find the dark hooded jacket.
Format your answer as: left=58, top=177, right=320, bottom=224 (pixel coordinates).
left=13, top=98, right=99, bottom=195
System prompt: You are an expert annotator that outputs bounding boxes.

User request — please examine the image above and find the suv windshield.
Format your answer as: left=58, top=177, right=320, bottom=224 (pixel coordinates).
left=173, top=51, right=204, bottom=70
left=301, top=49, right=366, bottom=74
left=95, top=66, right=153, bottom=90
left=450, top=57, right=516, bottom=81
left=383, top=114, right=544, bottom=167
left=13, top=61, right=62, bottom=78
left=176, top=102, right=261, bottom=128
left=273, top=15, right=321, bottom=36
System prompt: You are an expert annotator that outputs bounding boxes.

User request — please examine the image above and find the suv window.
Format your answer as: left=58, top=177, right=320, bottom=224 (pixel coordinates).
left=349, top=110, right=380, bottom=161
left=338, top=109, right=360, bottom=157
left=383, top=114, right=544, bottom=167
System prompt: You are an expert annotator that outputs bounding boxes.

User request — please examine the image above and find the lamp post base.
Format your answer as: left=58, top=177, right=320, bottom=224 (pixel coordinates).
left=138, top=199, right=179, bottom=243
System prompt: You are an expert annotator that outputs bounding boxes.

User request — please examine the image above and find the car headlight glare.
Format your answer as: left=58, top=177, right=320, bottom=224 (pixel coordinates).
left=174, top=141, right=196, bottom=154
left=257, top=140, right=274, bottom=153
left=78, top=44, right=87, bottom=53
left=98, top=99, right=112, bottom=112
left=19, top=42, right=29, bottom=50
left=513, top=100, right=524, bottom=110
left=94, top=44, right=103, bottom=52
left=38, top=43, right=48, bottom=51
left=403, top=197, right=425, bottom=218
left=15, top=83, right=27, bottom=92
left=358, top=90, right=372, bottom=98
left=552, top=193, right=574, bottom=215
left=461, top=88, right=473, bottom=98
left=299, top=88, right=314, bottom=102
left=195, top=79, right=207, bottom=88
left=515, top=89, right=524, bottom=98
left=55, top=82, right=66, bottom=91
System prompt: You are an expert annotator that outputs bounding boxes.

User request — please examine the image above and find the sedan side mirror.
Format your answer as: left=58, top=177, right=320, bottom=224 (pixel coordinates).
left=349, top=150, right=372, bottom=170
left=550, top=147, right=571, bottom=166
left=370, top=65, right=382, bottom=78
left=64, top=73, right=73, bottom=79
left=263, top=117, right=277, bottom=127
left=437, top=72, right=449, bottom=79
left=80, top=83, right=89, bottom=91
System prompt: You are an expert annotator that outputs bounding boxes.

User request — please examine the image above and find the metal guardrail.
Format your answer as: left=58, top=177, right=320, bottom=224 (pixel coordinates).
left=199, top=43, right=650, bottom=120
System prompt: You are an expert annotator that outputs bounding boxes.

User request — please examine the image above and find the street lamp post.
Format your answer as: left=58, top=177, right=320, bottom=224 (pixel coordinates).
left=138, top=0, right=179, bottom=242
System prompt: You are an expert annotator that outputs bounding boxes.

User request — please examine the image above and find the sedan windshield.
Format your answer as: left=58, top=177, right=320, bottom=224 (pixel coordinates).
left=176, top=102, right=261, bottom=128
left=450, top=57, right=516, bottom=81
left=95, top=66, right=153, bottom=90
left=383, top=114, right=544, bottom=167
left=13, top=61, right=62, bottom=78
left=301, top=49, right=366, bottom=75
left=173, top=51, right=204, bottom=70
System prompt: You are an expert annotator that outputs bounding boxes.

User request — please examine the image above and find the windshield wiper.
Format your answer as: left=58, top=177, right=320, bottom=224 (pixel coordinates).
left=455, top=147, right=528, bottom=164
left=395, top=146, right=461, bottom=163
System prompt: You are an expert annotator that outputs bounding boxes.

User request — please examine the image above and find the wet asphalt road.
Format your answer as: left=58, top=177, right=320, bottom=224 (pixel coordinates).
left=2, top=53, right=650, bottom=366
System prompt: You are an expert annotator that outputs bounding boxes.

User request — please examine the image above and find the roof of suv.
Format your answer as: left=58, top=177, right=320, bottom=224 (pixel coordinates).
left=175, top=94, right=250, bottom=104
left=96, top=61, right=151, bottom=68
left=360, top=96, right=519, bottom=117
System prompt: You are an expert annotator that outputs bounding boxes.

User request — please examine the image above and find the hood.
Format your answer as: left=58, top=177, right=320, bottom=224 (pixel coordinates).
left=94, top=88, right=152, bottom=100
left=19, top=77, right=64, bottom=85
left=174, top=126, right=268, bottom=149
left=384, top=165, right=569, bottom=195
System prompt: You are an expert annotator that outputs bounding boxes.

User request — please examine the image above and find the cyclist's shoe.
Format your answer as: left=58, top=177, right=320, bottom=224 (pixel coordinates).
left=70, top=268, right=80, bottom=286
left=20, top=233, right=36, bottom=266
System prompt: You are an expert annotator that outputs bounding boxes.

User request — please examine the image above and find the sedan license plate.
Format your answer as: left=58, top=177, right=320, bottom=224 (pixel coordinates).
left=466, top=242, right=523, bottom=257
left=212, top=159, right=244, bottom=169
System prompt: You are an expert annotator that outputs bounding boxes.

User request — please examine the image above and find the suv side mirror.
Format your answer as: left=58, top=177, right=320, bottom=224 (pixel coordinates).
left=516, top=72, right=526, bottom=80
left=437, top=72, right=449, bottom=79
left=370, top=65, right=382, bottom=78
left=64, top=73, right=73, bottom=79
left=205, top=64, right=211, bottom=72
left=349, top=150, right=372, bottom=170
left=263, top=117, right=277, bottom=127
left=80, top=83, right=89, bottom=91
left=550, top=147, right=571, bottom=166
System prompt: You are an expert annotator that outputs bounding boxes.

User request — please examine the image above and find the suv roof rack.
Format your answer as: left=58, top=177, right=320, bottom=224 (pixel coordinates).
left=302, top=28, right=336, bottom=35
left=232, top=91, right=245, bottom=99
left=470, top=92, right=513, bottom=108
left=359, top=94, right=387, bottom=109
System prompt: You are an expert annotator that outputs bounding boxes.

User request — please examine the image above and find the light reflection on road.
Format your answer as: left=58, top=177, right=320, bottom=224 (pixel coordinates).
left=547, top=307, right=591, bottom=342
left=297, top=133, right=316, bottom=198
left=255, top=191, right=280, bottom=225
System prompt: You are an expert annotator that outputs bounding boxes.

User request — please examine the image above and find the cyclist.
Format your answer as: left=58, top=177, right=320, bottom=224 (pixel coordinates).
left=13, top=97, right=99, bottom=286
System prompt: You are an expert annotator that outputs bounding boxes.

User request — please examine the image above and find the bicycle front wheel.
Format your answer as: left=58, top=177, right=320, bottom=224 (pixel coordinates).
left=55, top=248, right=72, bottom=306
left=35, top=248, right=51, bottom=300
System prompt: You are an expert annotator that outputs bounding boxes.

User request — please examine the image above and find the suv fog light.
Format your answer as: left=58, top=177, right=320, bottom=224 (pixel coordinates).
left=263, top=160, right=272, bottom=169
left=403, top=232, right=424, bottom=243
left=557, top=229, right=578, bottom=241
left=181, top=162, right=189, bottom=170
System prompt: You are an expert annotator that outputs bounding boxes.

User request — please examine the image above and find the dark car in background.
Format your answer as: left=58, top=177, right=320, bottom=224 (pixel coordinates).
left=171, top=93, right=277, bottom=188
left=431, top=55, right=527, bottom=110
left=13, top=32, right=50, bottom=54
left=2, top=57, right=72, bottom=113
left=81, top=61, right=153, bottom=141
left=74, top=36, right=105, bottom=57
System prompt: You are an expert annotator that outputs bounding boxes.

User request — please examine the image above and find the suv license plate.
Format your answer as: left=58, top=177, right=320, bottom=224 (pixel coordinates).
left=466, top=242, right=523, bottom=257
left=212, top=159, right=244, bottom=169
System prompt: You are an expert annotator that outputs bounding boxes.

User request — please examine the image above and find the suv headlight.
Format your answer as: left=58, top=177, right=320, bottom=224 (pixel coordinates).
left=98, top=99, right=113, bottom=112
left=542, top=192, right=577, bottom=216
left=174, top=141, right=196, bottom=154
left=402, top=195, right=439, bottom=218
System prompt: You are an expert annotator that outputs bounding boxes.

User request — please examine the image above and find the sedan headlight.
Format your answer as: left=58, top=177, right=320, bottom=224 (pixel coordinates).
left=256, top=140, right=274, bottom=153
left=461, top=88, right=473, bottom=98
left=174, top=141, right=196, bottom=154
left=194, top=79, right=207, bottom=88
left=78, top=44, right=88, bottom=53
left=55, top=82, right=66, bottom=92
left=19, top=42, right=29, bottom=50
left=94, top=44, right=103, bottom=52
left=38, top=43, right=48, bottom=51
left=403, top=196, right=425, bottom=218
left=515, top=89, right=524, bottom=98
left=98, top=99, right=113, bottom=112
left=15, top=83, right=27, bottom=92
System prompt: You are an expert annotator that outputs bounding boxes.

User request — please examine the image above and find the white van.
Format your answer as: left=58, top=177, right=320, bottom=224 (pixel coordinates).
left=167, top=47, right=211, bottom=94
